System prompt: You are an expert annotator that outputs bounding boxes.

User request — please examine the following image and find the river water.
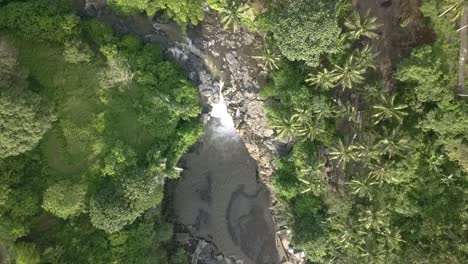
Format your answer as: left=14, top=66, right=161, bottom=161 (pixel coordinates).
left=174, top=85, right=279, bottom=263
left=75, top=2, right=279, bottom=263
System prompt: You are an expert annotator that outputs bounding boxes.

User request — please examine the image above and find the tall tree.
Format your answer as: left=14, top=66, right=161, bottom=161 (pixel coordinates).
left=217, top=1, right=250, bottom=32
left=0, top=87, right=56, bottom=159
left=333, top=54, right=367, bottom=89
left=42, top=181, right=87, bottom=220
left=344, top=11, right=381, bottom=40
left=372, top=95, right=408, bottom=125
left=269, top=0, right=341, bottom=67
left=271, top=115, right=297, bottom=140
left=329, top=139, right=359, bottom=169
left=306, top=68, right=337, bottom=90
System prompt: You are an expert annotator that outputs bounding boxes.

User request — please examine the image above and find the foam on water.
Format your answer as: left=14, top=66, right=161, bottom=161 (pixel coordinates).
left=209, top=81, right=236, bottom=135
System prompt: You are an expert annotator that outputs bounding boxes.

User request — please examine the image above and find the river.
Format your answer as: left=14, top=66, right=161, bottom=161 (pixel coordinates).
left=75, top=1, right=280, bottom=263
left=174, top=85, right=279, bottom=263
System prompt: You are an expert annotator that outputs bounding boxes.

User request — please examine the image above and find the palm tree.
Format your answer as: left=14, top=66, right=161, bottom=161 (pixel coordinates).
left=333, top=54, right=366, bottom=89
left=295, top=117, right=325, bottom=142
left=368, top=162, right=395, bottom=186
left=336, top=99, right=360, bottom=125
left=356, top=44, right=377, bottom=70
left=376, top=127, right=410, bottom=158
left=372, top=95, right=408, bottom=125
left=359, top=84, right=381, bottom=103
left=379, top=227, right=403, bottom=252
left=358, top=209, right=389, bottom=231
left=306, top=68, right=337, bottom=90
left=253, top=47, right=280, bottom=70
left=355, top=139, right=380, bottom=163
left=440, top=0, right=464, bottom=23
left=271, top=115, right=297, bottom=140
left=348, top=176, right=378, bottom=200
left=219, top=3, right=249, bottom=32
left=344, top=11, right=381, bottom=41
left=298, top=161, right=326, bottom=194
left=329, top=139, right=360, bottom=168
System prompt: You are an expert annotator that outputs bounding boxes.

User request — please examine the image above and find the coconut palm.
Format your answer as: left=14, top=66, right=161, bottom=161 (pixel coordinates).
left=344, top=11, right=381, bottom=40
left=355, top=138, right=381, bottom=163
left=336, top=99, right=360, bottom=125
left=376, top=127, right=410, bottom=158
left=356, top=44, right=377, bottom=70
left=219, top=3, right=250, bottom=32
left=298, top=161, right=326, bottom=194
left=379, top=227, right=404, bottom=252
left=329, top=139, right=360, bottom=168
left=333, top=54, right=366, bottom=89
left=271, top=115, right=297, bottom=140
left=295, top=117, right=325, bottom=142
left=253, top=47, right=280, bottom=70
left=358, top=209, right=389, bottom=231
left=368, top=162, right=395, bottom=186
left=348, top=176, right=378, bottom=200
left=306, top=68, right=337, bottom=90
left=372, top=95, right=408, bottom=125
left=440, top=0, right=465, bottom=23
left=359, top=84, right=381, bottom=103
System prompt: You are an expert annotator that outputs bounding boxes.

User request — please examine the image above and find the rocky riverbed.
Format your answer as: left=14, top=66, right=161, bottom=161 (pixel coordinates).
left=76, top=0, right=279, bottom=183
left=75, top=1, right=284, bottom=263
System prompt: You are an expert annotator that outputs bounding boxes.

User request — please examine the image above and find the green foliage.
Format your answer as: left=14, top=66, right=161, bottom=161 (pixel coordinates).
left=0, top=88, right=56, bottom=159
left=0, top=37, right=56, bottom=159
left=344, top=11, right=381, bottom=41
left=266, top=0, right=341, bottom=67
left=396, top=45, right=455, bottom=109
left=42, top=181, right=87, bottom=219
left=14, top=242, right=41, bottom=264
left=0, top=37, right=25, bottom=88
left=264, top=1, right=468, bottom=263
left=63, top=40, right=93, bottom=64
left=292, top=199, right=330, bottom=263
left=82, top=19, right=118, bottom=46
left=107, top=0, right=205, bottom=27
left=0, top=156, right=43, bottom=242
left=89, top=170, right=164, bottom=233
left=0, top=0, right=79, bottom=43
left=272, top=157, right=301, bottom=200
left=0, top=2, right=201, bottom=262
left=100, top=142, right=137, bottom=177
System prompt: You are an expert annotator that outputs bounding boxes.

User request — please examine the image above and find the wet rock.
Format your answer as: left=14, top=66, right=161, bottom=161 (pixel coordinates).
left=76, top=2, right=284, bottom=261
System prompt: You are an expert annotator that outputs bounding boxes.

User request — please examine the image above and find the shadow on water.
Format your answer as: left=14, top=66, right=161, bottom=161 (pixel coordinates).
left=73, top=2, right=279, bottom=262
left=175, top=116, right=279, bottom=264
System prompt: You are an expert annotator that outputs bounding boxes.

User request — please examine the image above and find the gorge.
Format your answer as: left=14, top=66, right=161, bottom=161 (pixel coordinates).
left=76, top=1, right=281, bottom=263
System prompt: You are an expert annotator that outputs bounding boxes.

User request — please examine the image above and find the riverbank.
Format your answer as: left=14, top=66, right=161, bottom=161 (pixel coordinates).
left=75, top=1, right=284, bottom=263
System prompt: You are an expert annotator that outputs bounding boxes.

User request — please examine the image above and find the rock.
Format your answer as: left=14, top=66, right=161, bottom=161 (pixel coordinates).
left=378, top=0, right=392, bottom=7
left=264, top=129, right=274, bottom=138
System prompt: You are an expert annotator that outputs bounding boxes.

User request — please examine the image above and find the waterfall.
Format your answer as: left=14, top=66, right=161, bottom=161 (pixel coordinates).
left=209, top=80, right=236, bottom=135
left=167, top=36, right=236, bottom=138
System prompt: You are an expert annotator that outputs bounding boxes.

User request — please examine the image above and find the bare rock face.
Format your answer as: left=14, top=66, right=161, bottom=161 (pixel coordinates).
left=197, top=14, right=278, bottom=182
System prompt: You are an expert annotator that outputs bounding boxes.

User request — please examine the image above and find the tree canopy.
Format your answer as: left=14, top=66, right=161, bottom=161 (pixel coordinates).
left=265, top=0, right=341, bottom=67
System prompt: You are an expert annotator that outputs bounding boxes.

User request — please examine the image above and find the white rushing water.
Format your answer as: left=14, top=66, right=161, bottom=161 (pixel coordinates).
left=209, top=81, right=236, bottom=135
